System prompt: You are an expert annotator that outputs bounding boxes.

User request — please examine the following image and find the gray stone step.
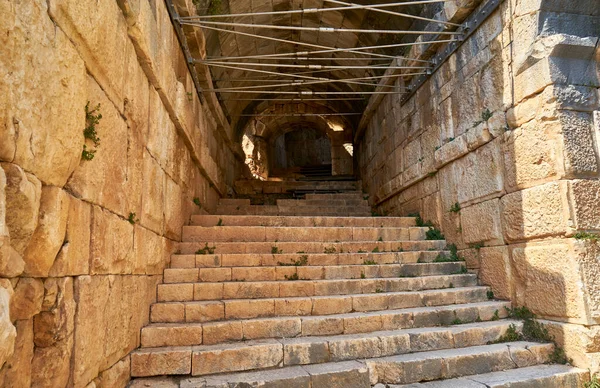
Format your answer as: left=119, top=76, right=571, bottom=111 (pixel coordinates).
left=150, top=286, right=490, bottom=323
left=140, top=300, right=511, bottom=348
left=178, top=240, right=447, bottom=254
left=170, top=251, right=448, bottom=269
left=163, top=262, right=466, bottom=283
left=156, top=274, right=479, bottom=302
left=387, top=364, right=589, bottom=387
left=182, top=225, right=429, bottom=243
left=191, top=215, right=416, bottom=228
left=129, top=341, right=554, bottom=384
left=133, top=320, right=523, bottom=377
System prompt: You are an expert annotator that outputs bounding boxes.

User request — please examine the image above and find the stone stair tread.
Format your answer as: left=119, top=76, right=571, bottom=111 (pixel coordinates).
left=130, top=341, right=554, bottom=383
left=170, top=251, right=449, bottom=268
left=388, top=364, right=588, bottom=387
left=191, top=215, right=417, bottom=228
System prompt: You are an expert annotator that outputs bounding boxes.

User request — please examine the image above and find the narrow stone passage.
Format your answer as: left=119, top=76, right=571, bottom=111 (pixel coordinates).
left=129, top=184, right=587, bottom=387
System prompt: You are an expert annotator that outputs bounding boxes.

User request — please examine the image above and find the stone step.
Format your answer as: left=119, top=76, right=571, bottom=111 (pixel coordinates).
left=178, top=240, right=447, bottom=254
left=140, top=300, right=511, bottom=348
left=182, top=226, right=428, bottom=243
left=131, top=338, right=544, bottom=383
left=133, top=320, right=522, bottom=377
left=305, top=192, right=364, bottom=200
left=276, top=199, right=368, bottom=207
left=157, top=274, right=478, bottom=302
left=164, top=262, right=466, bottom=283
left=170, top=251, right=448, bottom=269
left=215, top=205, right=371, bottom=216
left=387, top=364, right=589, bottom=387
left=190, top=215, right=416, bottom=228
left=150, top=286, right=490, bottom=323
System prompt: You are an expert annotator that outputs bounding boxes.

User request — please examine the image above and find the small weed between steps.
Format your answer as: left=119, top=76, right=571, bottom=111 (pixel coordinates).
left=491, top=306, right=571, bottom=364
left=469, top=241, right=485, bottom=251
left=585, top=374, right=600, bottom=388
left=491, top=310, right=500, bottom=321
left=363, top=259, right=377, bottom=265
left=372, top=247, right=380, bottom=253
left=375, top=288, right=384, bottom=293
left=284, top=273, right=306, bottom=281
left=426, top=227, right=445, bottom=241
left=451, top=317, right=463, bottom=325
left=272, top=246, right=283, bottom=254
left=377, top=237, right=383, bottom=242
left=357, top=249, right=366, bottom=253
left=361, top=272, right=366, bottom=279
left=487, top=290, right=495, bottom=300
left=278, top=255, right=308, bottom=267
left=193, top=198, right=202, bottom=209
left=449, top=202, right=461, bottom=213
left=409, top=213, right=433, bottom=228
left=196, top=243, right=216, bottom=255
left=434, top=244, right=465, bottom=263
left=448, top=282, right=454, bottom=288
left=452, top=266, right=468, bottom=274
left=476, top=314, right=482, bottom=322
left=394, top=247, right=404, bottom=252
left=324, top=247, right=336, bottom=254
left=489, top=324, right=522, bottom=344
left=127, top=212, right=139, bottom=225
left=575, top=232, right=600, bottom=243
left=216, top=218, right=223, bottom=226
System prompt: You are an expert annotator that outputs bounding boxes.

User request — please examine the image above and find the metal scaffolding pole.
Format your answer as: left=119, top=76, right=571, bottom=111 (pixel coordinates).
left=184, top=0, right=453, bottom=20
left=239, top=113, right=362, bottom=117
left=197, top=60, right=429, bottom=70
left=187, top=20, right=463, bottom=36
left=204, top=90, right=406, bottom=95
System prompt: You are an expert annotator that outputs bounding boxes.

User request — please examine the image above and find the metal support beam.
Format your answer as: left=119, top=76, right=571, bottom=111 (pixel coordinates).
left=240, top=113, right=362, bottom=117
left=196, top=60, right=429, bottom=70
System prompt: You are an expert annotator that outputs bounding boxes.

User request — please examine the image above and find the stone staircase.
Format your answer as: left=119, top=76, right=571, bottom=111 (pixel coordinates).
left=129, top=191, right=588, bottom=387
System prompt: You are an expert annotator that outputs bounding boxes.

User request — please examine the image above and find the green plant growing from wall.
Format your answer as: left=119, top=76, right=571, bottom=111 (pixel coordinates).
left=585, top=374, right=600, bottom=388
left=82, top=102, right=102, bottom=161
left=575, top=232, right=599, bottom=243
left=449, top=202, right=461, bottom=213
left=193, top=197, right=202, bottom=208
left=426, top=227, right=445, bottom=240
left=127, top=212, right=139, bottom=225
left=208, top=0, right=222, bottom=15
left=278, top=255, right=308, bottom=267
left=272, top=246, right=283, bottom=254
left=196, top=243, right=216, bottom=255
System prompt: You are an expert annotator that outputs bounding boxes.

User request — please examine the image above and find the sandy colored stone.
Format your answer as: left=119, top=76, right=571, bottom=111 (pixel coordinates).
left=134, top=225, right=169, bottom=275
left=1, top=163, right=41, bottom=254
left=31, top=277, right=75, bottom=388
left=10, top=278, right=44, bottom=321
left=140, top=150, right=166, bottom=235
left=131, top=347, right=192, bottom=377
left=478, top=246, right=512, bottom=300
left=0, top=319, right=33, bottom=388
left=50, top=195, right=92, bottom=276
left=164, top=177, right=184, bottom=240
left=461, top=199, right=504, bottom=246
left=0, top=282, right=15, bottom=368
left=0, top=0, right=86, bottom=186
left=23, top=186, right=69, bottom=277
left=0, top=237, right=25, bottom=278
left=501, top=182, right=568, bottom=242
left=90, top=206, right=134, bottom=274
left=569, top=179, right=600, bottom=230
left=192, top=340, right=283, bottom=376
left=94, top=357, right=131, bottom=388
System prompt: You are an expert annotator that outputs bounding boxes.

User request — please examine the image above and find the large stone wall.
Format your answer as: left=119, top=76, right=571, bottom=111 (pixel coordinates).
left=0, top=0, right=239, bottom=386
left=358, top=0, right=600, bottom=373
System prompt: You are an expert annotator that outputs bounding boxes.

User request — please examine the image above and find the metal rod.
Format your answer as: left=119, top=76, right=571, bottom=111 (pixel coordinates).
left=187, top=24, right=401, bottom=60
left=240, top=113, right=362, bottom=117
left=324, top=0, right=461, bottom=27
left=204, top=56, right=394, bottom=62
left=197, top=60, right=429, bottom=70
left=187, top=20, right=462, bottom=35
left=205, top=78, right=407, bottom=91
left=212, top=72, right=427, bottom=83
left=219, top=98, right=366, bottom=101
left=204, top=90, right=406, bottom=95
left=182, top=0, right=453, bottom=20
left=204, top=40, right=455, bottom=62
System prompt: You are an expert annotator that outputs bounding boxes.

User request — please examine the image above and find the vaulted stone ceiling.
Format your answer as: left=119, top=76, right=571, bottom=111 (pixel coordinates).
left=187, top=0, right=446, bottom=139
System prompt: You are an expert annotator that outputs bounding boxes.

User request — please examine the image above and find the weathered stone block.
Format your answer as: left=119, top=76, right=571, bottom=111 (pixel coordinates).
left=10, top=278, right=44, bottom=321
left=478, top=246, right=512, bottom=300
left=569, top=179, right=600, bottom=230
left=0, top=318, right=33, bottom=387
left=501, top=182, right=568, bottom=242
left=460, top=199, right=504, bottom=245
left=140, top=150, right=166, bottom=235
left=23, top=186, right=69, bottom=277
left=90, top=206, right=134, bottom=275
left=560, top=110, right=598, bottom=176
left=94, top=357, right=131, bottom=388
left=1, top=163, right=41, bottom=254
left=0, top=282, right=15, bottom=369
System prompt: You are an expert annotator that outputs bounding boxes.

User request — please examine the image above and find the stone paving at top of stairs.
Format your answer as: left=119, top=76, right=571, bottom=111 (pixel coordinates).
left=128, top=193, right=581, bottom=387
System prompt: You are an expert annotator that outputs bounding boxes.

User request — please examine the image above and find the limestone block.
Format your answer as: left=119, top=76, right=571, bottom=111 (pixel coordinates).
left=1, top=163, right=42, bottom=254
left=10, top=278, right=44, bottom=321
left=90, top=206, right=135, bottom=275
left=510, top=241, right=588, bottom=320
left=22, top=186, right=69, bottom=277
left=460, top=199, right=504, bottom=245
left=164, top=177, right=184, bottom=240
left=0, top=167, right=7, bottom=237
left=560, top=111, right=598, bottom=176
left=503, top=119, right=561, bottom=190
left=478, top=246, right=512, bottom=300
left=50, top=195, right=92, bottom=276
left=454, top=139, right=504, bottom=205
left=72, top=275, right=159, bottom=387
left=572, top=240, right=600, bottom=320
left=31, top=277, right=75, bottom=388
left=434, top=137, right=468, bottom=169
left=0, top=282, right=15, bottom=368
left=0, top=0, right=87, bottom=186
left=48, top=0, right=129, bottom=109
left=123, top=42, right=151, bottom=136
left=134, top=225, right=169, bottom=275
left=94, top=357, right=131, bottom=388
left=66, top=76, right=129, bottom=217
left=0, top=319, right=33, bottom=387
left=501, top=182, right=568, bottom=242
left=140, top=150, right=166, bottom=235
left=0, top=237, right=24, bottom=278
left=569, top=180, right=600, bottom=230
left=147, top=88, right=179, bottom=180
